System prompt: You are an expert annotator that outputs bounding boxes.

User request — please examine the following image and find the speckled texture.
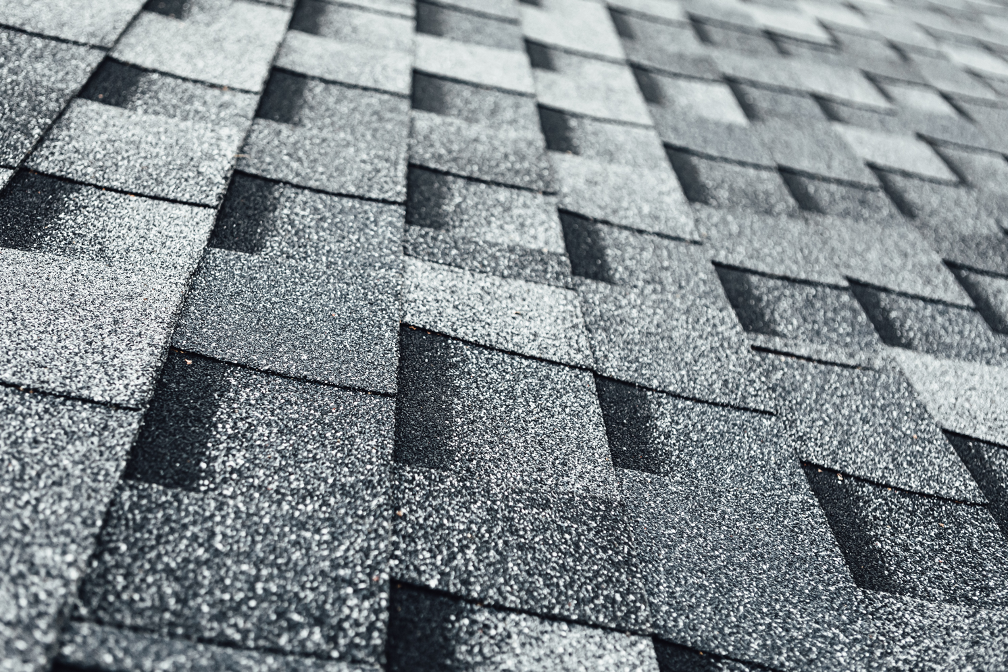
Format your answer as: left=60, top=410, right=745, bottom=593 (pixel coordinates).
left=396, top=328, right=614, bottom=495
left=575, top=250, right=772, bottom=411
left=402, top=257, right=593, bottom=368
left=387, top=584, right=660, bottom=671
left=694, top=206, right=844, bottom=285
left=0, top=0, right=143, bottom=47
left=58, top=621, right=366, bottom=672
left=414, top=34, right=535, bottom=95
left=391, top=464, right=650, bottom=631
left=0, top=171, right=213, bottom=406
left=174, top=248, right=401, bottom=394
left=716, top=267, right=880, bottom=366
left=0, top=387, right=141, bottom=672
left=275, top=30, right=412, bottom=95
left=112, top=1, right=289, bottom=92
left=0, top=29, right=103, bottom=167
left=551, top=151, right=697, bottom=240
left=8, top=1, right=1008, bottom=669
left=79, top=59, right=258, bottom=126
left=409, top=110, right=552, bottom=192
left=74, top=357, right=393, bottom=662
left=762, top=352, right=983, bottom=501
left=893, top=348, right=1008, bottom=447
left=28, top=99, right=243, bottom=206
left=240, top=73, right=410, bottom=202
left=532, top=48, right=652, bottom=126
left=832, top=124, right=958, bottom=183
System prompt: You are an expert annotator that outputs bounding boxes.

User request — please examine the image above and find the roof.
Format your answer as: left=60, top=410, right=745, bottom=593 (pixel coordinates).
left=2, top=0, right=1008, bottom=670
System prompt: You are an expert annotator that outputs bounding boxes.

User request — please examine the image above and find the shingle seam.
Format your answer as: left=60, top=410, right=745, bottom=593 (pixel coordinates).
left=0, top=379, right=144, bottom=413
left=405, top=161, right=555, bottom=196
left=230, top=168, right=408, bottom=206
left=400, top=322, right=593, bottom=374
left=556, top=208, right=701, bottom=246
left=801, top=461, right=991, bottom=507
left=412, top=69, right=537, bottom=98
left=713, top=261, right=851, bottom=291
left=750, top=345, right=873, bottom=371
left=522, top=38, right=628, bottom=66
left=389, top=578, right=655, bottom=638
left=169, top=347, right=399, bottom=398
left=536, top=102, right=654, bottom=129
left=592, top=373, right=778, bottom=417
left=1, top=12, right=149, bottom=180
left=20, top=169, right=219, bottom=210
left=316, top=0, right=414, bottom=20
left=272, top=64, right=411, bottom=98
left=846, top=277, right=979, bottom=310
left=0, top=22, right=112, bottom=50
left=418, top=0, right=520, bottom=23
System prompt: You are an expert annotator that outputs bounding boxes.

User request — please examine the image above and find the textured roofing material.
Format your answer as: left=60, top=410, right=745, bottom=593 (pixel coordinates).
left=4, top=0, right=1008, bottom=670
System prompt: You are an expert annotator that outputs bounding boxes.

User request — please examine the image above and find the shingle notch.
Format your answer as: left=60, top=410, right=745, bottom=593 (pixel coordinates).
left=804, top=463, right=1008, bottom=609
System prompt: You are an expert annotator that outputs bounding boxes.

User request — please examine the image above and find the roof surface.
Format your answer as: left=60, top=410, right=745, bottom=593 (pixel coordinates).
left=2, top=0, right=1008, bottom=670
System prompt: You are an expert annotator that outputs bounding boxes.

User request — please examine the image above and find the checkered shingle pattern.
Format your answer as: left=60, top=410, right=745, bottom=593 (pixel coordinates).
left=3, top=0, right=1008, bottom=670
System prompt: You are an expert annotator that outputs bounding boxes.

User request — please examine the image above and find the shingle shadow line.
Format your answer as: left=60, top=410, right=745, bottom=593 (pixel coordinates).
left=536, top=102, right=654, bottom=130
left=389, top=576, right=656, bottom=638
left=661, top=144, right=775, bottom=172
left=944, top=428, right=1008, bottom=452
left=630, top=60, right=720, bottom=84
left=555, top=208, right=702, bottom=246
left=315, top=0, right=414, bottom=20
left=800, top=460, right=991, bottom=507
left=776, top=165, right=880, bottom=192
left=19, top=169, right=217, bottom=210
left=404, top=162, right=555, bottom=196
left=58, top=614, right=361, bottom=667
left=411, top=68, right=536, bottom=99
left=417, top=0, right=520, bottom=24
left=0, top=379, right=143, bottom=413
left=231, top=168, right=407, bottom=206
left=609, top=4, right=690, bottom=28
left=592, top=373, right=777, bottom=418
left=3, top=7, right=152, bottom=182
left=167, top=347, right=398, bottom=399
left=0, top=22, right=111, bottom=50
left=712, top=261, right=850, bottom=291
left=946, top=258, right=1008, bottom=283
left=651, top=634, right=776, bottom=672
left=522, top=38, right=630, bottom=67
left=271, top=65, right=410, bottom=99
left=399, top=322, right=597, bottom=376
left=749, top=344, right=872, bottom=372
left=865, top=161, right=961, bottom=187
left=97, top=55, right=258, bottom=95
left=845, top=276, right=977, bottom=310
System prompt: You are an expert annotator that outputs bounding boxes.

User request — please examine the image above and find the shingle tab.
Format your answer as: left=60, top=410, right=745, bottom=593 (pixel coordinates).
left=402, top=257, right=594, bottom=367
left=28, top=99, right=244, bottom=206
left=112, top=1, right=290, bottom=92
left=75, top=357, right=394, bottom=662
left=0, top=29, right=103, bottom=168
left=0, top=387, right=141, bottom=672
left=240, top=72, right=410, bottom=201
left=0, top=0, right=143, bottom=47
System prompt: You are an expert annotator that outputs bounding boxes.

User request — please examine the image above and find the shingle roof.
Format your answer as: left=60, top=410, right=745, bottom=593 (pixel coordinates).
left=3, top=0, right=1008, bottom=670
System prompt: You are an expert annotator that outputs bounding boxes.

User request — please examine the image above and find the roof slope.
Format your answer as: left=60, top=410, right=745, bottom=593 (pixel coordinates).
left=2, top=0, right=1008, bottom=670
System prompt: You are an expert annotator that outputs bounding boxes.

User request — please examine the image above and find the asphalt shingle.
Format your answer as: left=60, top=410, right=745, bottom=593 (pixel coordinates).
left=240, top=71, right=411, bottom=201
left=0, top=0, right=143, bottom=47
left=0, top=386, right=141, bottom=672
left=0, top=29, right=103, bottom=168
left=28, top=99, right=243, bottom=206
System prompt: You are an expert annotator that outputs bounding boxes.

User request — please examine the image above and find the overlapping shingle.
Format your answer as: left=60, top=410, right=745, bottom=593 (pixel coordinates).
left=6, top=0, right=1008, bottom=669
